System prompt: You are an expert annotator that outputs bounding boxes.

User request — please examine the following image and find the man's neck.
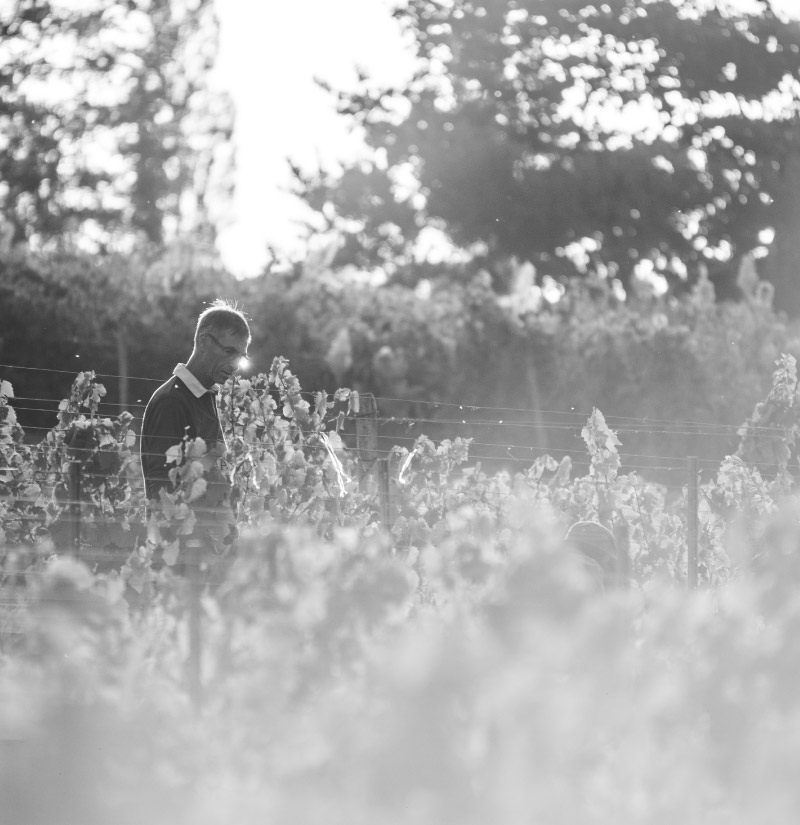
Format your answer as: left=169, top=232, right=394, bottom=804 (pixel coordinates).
left=183, top=356, right=210, bottom=390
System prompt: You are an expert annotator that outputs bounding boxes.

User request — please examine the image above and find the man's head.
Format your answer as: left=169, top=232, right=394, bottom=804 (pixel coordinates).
left=191, top=299, right=251, bottom=388
left=564, top=520, right=618, bottom=591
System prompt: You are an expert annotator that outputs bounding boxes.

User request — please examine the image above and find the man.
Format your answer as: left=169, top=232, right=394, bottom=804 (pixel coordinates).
left=140, top=299, right=251, bottom=509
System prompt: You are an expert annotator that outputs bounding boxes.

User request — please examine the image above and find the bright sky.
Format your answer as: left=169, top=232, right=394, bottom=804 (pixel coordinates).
left=213, top=0, right=415, bottom=277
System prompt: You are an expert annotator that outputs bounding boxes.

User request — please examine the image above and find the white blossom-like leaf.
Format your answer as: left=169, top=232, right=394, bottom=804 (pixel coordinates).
left=186, top=437, right=207, bottom=459
left=188, top=478, right=207, bottom=502
left=179, top=509, right=197, bottom=535
left=162, top=540, right=180, bottom=566
left=165, top=444, right=183, bottom=465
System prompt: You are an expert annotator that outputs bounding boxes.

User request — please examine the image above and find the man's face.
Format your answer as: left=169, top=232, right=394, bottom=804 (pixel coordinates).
left=200, top=330, right=250, bottom=386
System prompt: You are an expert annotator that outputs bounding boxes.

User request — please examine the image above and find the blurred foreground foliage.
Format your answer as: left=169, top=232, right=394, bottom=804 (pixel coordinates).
left=3, top=501, right=800, bottom=823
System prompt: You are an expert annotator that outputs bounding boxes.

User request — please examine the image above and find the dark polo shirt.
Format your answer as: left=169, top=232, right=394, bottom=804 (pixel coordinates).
left=140, top=365, right=225, bottom=500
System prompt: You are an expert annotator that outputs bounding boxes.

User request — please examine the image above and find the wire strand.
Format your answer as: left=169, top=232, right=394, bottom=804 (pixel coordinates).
left=0, top=363, right=163, bottom=383
left=1, top=360, right=784, bottom=436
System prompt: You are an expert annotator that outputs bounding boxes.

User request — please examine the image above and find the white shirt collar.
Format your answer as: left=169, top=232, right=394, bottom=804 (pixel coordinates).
left=173, top=363, right=217, bottom=398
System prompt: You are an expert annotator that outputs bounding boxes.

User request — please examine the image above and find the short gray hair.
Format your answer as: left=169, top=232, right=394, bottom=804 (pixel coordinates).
left=195, top=298, right=250, bottom=345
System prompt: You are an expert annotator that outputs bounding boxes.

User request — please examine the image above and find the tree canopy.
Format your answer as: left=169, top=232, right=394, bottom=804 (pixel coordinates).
left=296, top=0, right=800, bottom=307
left=0, top=0, right=234, bottom=251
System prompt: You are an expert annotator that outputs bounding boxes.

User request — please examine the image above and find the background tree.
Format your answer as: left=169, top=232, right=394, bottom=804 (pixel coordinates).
left=0, top=0, right=234, bottom=250
left=295, top=0, right=800, bottom=307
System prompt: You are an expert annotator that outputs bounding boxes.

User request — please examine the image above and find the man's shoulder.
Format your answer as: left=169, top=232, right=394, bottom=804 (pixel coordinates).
left=142, top=378, right=195, bottom=430
left=147, top=376, right=192, bottom=407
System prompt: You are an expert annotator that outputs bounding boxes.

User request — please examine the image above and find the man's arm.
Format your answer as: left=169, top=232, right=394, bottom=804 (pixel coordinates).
left=140, top=395, right=192, bottom=500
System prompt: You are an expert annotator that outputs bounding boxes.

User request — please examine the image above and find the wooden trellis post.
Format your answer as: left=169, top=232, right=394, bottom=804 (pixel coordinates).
left=355, top=393, right=379, bottom=465
left=68, top=460, right=82, bottom=557
left=687, top=455, right=699, bottom=590
left=377, top=457, right=392, bottom=530
left=354, top=393, right=392, bottom=529
left=185, top=537, right=204, bottom=709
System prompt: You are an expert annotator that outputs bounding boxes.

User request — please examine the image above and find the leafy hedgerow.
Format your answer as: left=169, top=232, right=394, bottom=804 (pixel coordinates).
left=5, top=499, right=800, bottom=824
